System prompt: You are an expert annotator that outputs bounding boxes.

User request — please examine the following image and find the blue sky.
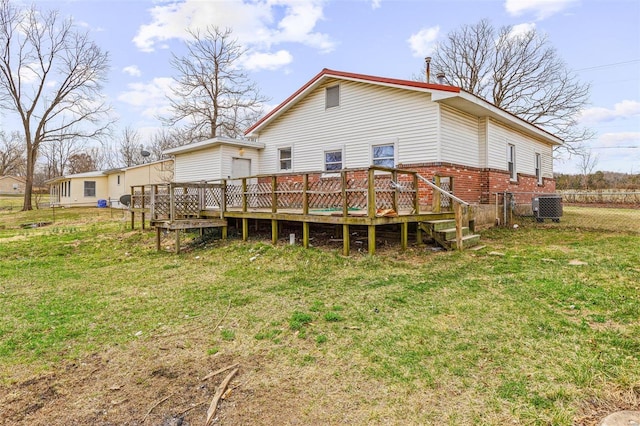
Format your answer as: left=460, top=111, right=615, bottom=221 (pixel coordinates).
left=8, top=0, right=640, bottom=174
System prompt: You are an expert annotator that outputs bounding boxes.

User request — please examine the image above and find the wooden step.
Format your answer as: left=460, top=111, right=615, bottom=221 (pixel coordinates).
left=443, top=233, right=481, bottom=250
left=422, top=219, right=456, bottom=231
left=435, top=227, right=471, bottom=241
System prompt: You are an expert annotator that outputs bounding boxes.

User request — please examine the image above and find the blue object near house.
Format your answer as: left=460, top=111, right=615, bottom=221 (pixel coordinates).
left=97, top=199, right=107, bottom=208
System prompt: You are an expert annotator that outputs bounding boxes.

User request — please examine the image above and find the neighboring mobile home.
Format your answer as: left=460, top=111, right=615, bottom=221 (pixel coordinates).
left=47, top=159, right=174, bottom=207
left=0, top=175, right=26, bottom=194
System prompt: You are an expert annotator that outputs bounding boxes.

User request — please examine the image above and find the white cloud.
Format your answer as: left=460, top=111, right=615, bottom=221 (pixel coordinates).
left=122, top=65, right=142, bottom=77
left=580, top=100, right=640, bottom=124
left=509, top=22, right=536, bottom=38
left=117, top=77, right=175, bottom=119
left=407, top=26, right=440, bottom=57
left=505, top=0, right=578, bottom=20
left=132, top=0, right=334, bottom=66
left=598, top=132, right=640, bottom=147
left=242, top=50, right=293, bottom=71
left=371, top=0, right=382, bottom=9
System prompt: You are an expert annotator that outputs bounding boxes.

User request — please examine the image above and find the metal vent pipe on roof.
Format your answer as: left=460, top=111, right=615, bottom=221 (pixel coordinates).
left=436, top=72, right=446, bottom=85
left=425, top=57, right=431, bottom=83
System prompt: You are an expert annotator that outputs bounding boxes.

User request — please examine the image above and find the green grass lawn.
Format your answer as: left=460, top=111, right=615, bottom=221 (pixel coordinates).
left=0, top=207, right=638, bottom=425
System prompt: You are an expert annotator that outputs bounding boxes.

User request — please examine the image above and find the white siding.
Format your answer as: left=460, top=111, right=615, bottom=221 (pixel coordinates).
left=174, top=146, right=222, bottom=182
left=256, top=79, right=439, bottom=173
left=439, top=105, right=480, bottom=166
left=220, top=145, right=260, bottom=178
left=487, top=119, right=554, bottom=177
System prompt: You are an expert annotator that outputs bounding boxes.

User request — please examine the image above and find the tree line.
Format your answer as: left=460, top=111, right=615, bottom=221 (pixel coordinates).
left=555, top=171, right=640, bottom=191
left=1, top=1, right=593, bottom=210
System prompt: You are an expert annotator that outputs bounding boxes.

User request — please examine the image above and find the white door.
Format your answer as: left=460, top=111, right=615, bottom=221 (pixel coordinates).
left=231, top=158, right=251, bottom=178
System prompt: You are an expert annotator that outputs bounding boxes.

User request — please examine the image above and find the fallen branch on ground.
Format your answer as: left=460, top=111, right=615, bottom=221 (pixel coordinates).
left=201, top=363, right=240, bottom=382
left=204, top=367, right=239, bottom=426
left=141, top=393, right=173, bottom=423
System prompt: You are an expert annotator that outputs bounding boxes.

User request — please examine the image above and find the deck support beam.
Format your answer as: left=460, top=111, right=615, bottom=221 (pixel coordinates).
left=242, top=218, right=248, bottom=241
left=156, top=227, right=161, bottom=251
left=368, top=224, right=376, bottom=255
left=401, top=222, right=408, bottom=250
left=175, top=230, right=180, bottom=254
left=271, top=219, right=278, bottom=244
left=303, top=222, right=310, bottom=248
left=343, top=224, right=350, bottom=256
left=222, top=226, right=227, bottom=240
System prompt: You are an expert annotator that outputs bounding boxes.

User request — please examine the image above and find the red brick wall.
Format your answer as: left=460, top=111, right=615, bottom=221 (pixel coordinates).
left=399, top=162, right=556, bottom=206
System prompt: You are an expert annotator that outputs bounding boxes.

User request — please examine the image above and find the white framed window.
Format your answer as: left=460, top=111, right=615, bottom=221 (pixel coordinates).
left=324, top=149, right=343, bottom=171
left=372, top=143, right=395, bottom=168
left=278, top=147, right=292, bottom=171
left=117, top=175, right=121, bottom=185
left=84, top=181, right=96, bottom=197
left=507, top=144, right=516, bottom=181
left=535, top=153, right=542, bottom=185
left=325, top=85, right=340, bottom=109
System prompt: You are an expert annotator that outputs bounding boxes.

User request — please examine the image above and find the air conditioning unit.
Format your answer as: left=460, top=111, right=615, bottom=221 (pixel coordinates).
left=532, top=195, right=562, bottom=223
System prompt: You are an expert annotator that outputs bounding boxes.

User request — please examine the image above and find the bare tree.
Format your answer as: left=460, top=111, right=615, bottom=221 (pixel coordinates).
left=0, top=1, right=112, bottom=210
left=165, top=26, right=268, bottom=139
left=148, top=127, right=192, bottom=161
left=39, top=134, right=85, bottom=179
left=425, top=19, right=592, bottom=154
left=118, top=126, right=145, bottom=166
left=578, top=149, right=598, bottom=189
left=0, top=130, right=25, bottom=175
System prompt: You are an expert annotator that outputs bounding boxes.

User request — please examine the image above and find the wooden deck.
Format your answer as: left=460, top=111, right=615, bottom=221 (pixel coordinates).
left=130, top=166, right=473, bottom=254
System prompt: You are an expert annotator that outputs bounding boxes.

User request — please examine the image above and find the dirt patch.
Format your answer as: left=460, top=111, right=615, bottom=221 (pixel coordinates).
left=575, top=386, right=640, bottom=426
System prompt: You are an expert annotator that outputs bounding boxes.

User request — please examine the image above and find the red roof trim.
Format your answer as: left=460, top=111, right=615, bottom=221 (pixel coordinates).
left=244, top=68, right=460, bottom=135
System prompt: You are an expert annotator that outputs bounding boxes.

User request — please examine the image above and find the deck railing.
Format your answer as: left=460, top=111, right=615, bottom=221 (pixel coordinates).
left=131, top=167, right=428, bottom=221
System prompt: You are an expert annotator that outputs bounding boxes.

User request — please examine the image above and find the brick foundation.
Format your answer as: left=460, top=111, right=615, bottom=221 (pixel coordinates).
left=399, top=162, right=556, bottom=205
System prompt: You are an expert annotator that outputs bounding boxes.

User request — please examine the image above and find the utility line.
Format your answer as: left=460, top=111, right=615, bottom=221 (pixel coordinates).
left=576, top=59, right=640, bottom=72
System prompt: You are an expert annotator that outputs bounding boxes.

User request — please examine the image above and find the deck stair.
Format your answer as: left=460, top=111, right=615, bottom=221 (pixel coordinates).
left=420, top=219, right=480, bottom=250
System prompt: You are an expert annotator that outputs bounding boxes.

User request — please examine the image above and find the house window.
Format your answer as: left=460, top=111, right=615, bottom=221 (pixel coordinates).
left=372, top=143, right=395, bottom=168
left=278, top=147, right=292, bottom=171
left=326, top=85, right=340, bottom=109
left=507, top=144, right=516, bottom=181
left=117, top=175, right=121, bottom=185
left=535, top=153, right=542, bottom=185
left=84, top=181, right=96, bottom=197
left=324, top=149, right=343, bottom=171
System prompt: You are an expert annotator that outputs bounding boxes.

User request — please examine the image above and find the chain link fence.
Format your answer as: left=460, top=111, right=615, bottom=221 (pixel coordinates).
left=488, top=190, right=640, bottom=234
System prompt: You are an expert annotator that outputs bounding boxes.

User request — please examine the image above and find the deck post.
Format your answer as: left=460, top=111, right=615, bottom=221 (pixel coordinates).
left=413, top=173, right=420, bottom=214
left=130, top=186, right=135, bottom=230
left=392, top=170, right=399, bottom=213
left=343, top=224, right=350, bottom=256
left=242, top=218, right=248, bottom=241
left=271, top=176, right=277, bottom=213
left=169, top=183, right=176, bottom=221
left=302, top=174, right=309, bottom=215
left=401, top=222, right=408, bottom=250
left=416, top=226, right=423, bottom=245
left=368, top=224, right=376, bottom=255
left=242, top=178, right=248, bottom=212
left=141, top=186, right=146, bottom=230
left=367, top=168, right=376, bottom=218
left=303, top=222, right=309, bottom=248
left=175, top=229, right=180, bottom=254
left=341, top=171, right=348, bottom=217
left=271, top=219, right=278, bottom=244
left=156, top=227, right=161, bottom=251
left=220, top=180, right=227, bottom=219
left=222, top=226, right=227, bottom=240
left=150, top=185, right=156, bottom=220
left=455, top=202, right=463, bottom=250
left=433, top=176, right=441, bottom=213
